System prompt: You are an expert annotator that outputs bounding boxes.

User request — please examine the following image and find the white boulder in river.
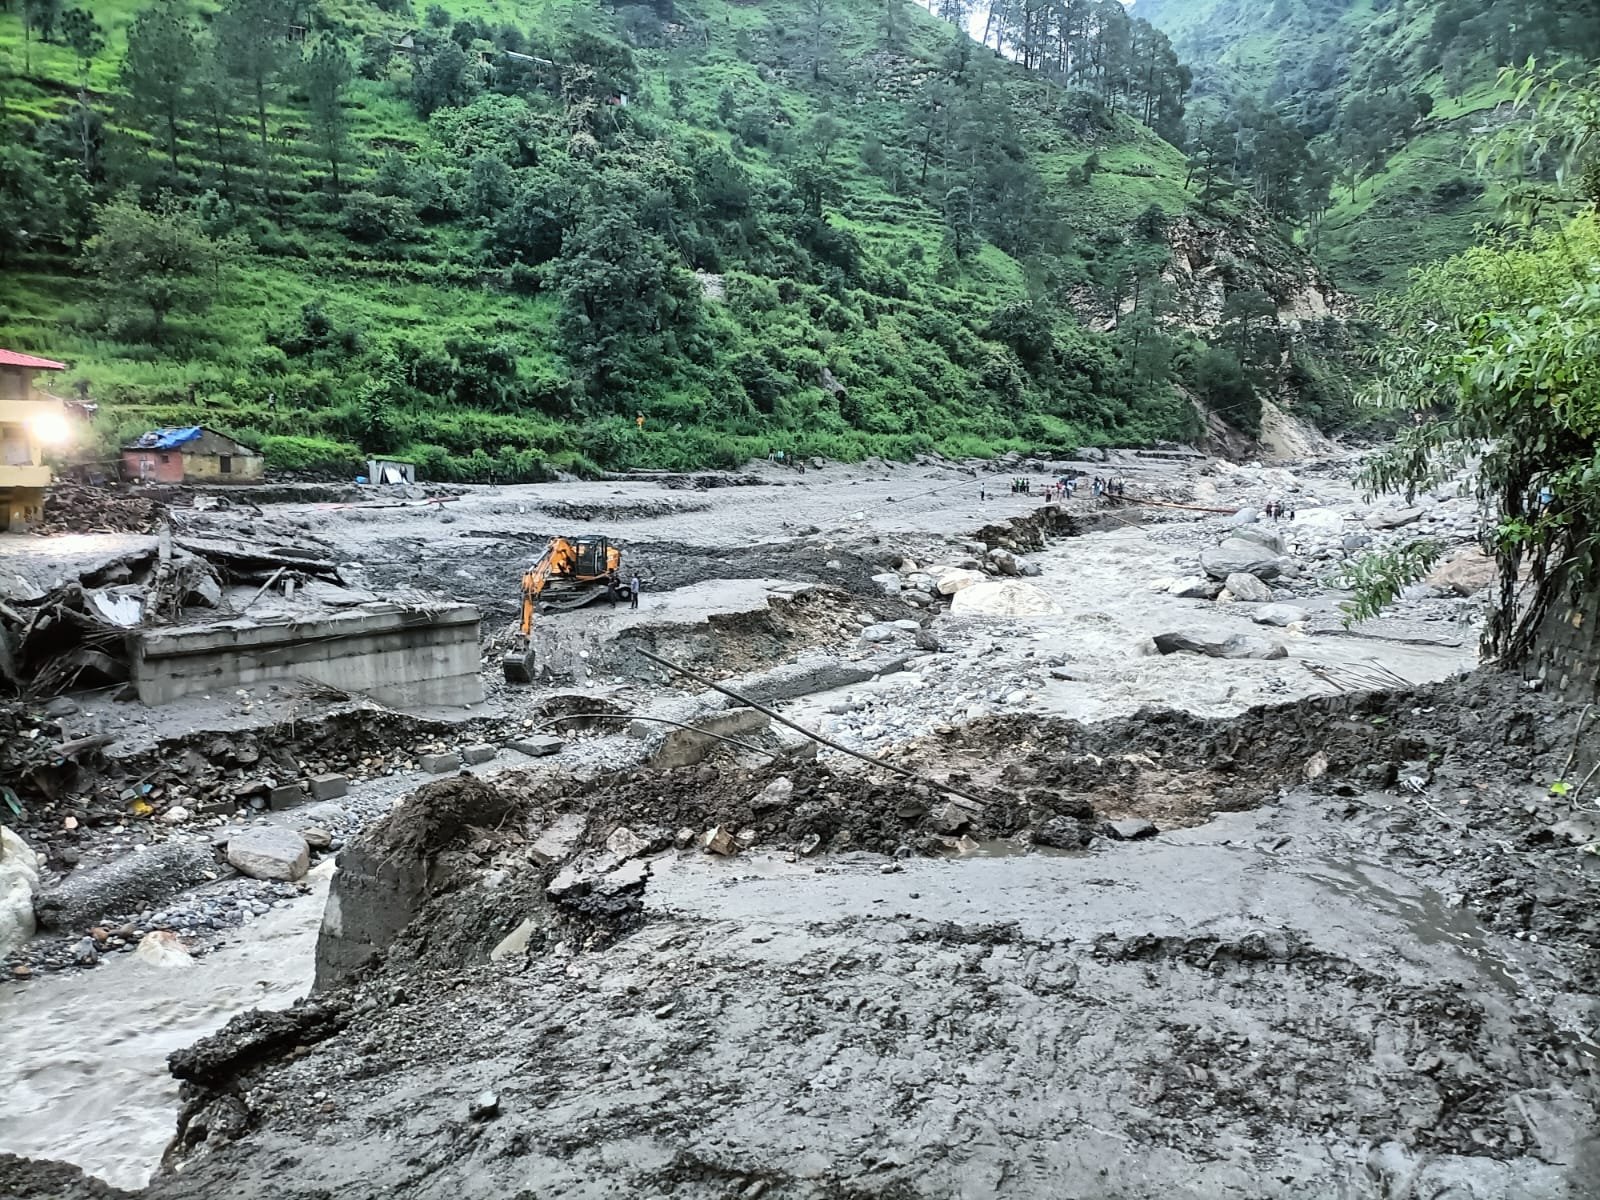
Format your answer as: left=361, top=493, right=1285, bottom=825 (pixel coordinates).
left=950, top=580, right=1064, bottom=617
left=0, top=825, right=40, bottom=956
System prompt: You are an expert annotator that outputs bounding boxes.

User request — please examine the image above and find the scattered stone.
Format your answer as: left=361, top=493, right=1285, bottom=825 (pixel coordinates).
left=468, top=1091, right=500, bottom=1121
left=936, top=568, right=984, bottom=595
left=1224, top=573, right=1274, bottom=603
left=752, top=777, right=794, bottom=812
left=605, top=826, right=652, bottom=860
left=461, top=744, right=496, bottom=766
left=160, top=806, right=192, bottom=824
left=674, top=827, right=697, bottom=849
left=930, top=800, right=982, bottom=834
left=1032, top=817, right=1092, bottom=849
left=1302, top=752, right=1329, bottom=782
left=901, top=590, right=935, bottom=607
left=1168, top=576, right=1224, bottom=600
left=702, top=825, right=737, bottom=856
left=420, top=752, right=461, bottom=774
left=302, top=827, right=334, bottom=850
left=860, top=624, right=897, bottom=644
left=490, top=917, right=542, bottom=962
left=1251, top=604, right=1308, bottom=627
left=308, top=773, right=350, bottom=801
left=134, top=930, right=193, bottom=969
left=989, top=548, right=1021, bottom=576
left=226, top=827, right=310, bottom=882
left=71, top=936, right=99, bottom=966
left=1101, top=818, right=1158, bottom=841
left=510, top=736, right=564, bottom=758
left=268, top=782, right=308, bottom=812
left=871, top=572, right=903, bottom=597
left=529, top=814, right=588, bottom=866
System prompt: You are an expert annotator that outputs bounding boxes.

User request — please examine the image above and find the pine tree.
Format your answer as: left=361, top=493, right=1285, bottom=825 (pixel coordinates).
left=120, top=0, right=197, bottom=175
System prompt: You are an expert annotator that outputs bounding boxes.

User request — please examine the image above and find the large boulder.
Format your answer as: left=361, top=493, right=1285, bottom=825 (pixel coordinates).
left=1426, top=551, right=1496, bottom=597
left=1230, top=525, right=1287, bottom=555
left=1153, top=632, right=1288, bottom=660
left=0, top=826, right=40, bottom=957
left=950, top=580, right=1064, bottom=617
left=1223, top=507, right=1258, bottom=528
left=1224, top=573, right=1274, bottom=603
left=1366, top=507, right=1425, bottom=530
left=1199, top=539, right=1285, bottom=581
left=1293, top=509, right=1346, bottom=534
left=1251, top=604, right=1308, bottom=627
left=227, top=826, right=310, bottom=882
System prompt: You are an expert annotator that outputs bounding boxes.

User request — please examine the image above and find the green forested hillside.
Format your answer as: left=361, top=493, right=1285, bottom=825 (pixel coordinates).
left=1131, top=0, right=1600, bottom=292
left=0, top=0, right=1321, bottom=478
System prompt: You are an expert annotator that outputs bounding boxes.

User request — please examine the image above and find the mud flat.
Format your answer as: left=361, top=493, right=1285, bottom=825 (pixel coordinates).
left=6, top=451, right=1594, bottom=1200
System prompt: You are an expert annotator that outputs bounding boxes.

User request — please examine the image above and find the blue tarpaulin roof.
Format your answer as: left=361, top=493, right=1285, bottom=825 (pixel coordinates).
left=128, top=426, right=204, bottom=450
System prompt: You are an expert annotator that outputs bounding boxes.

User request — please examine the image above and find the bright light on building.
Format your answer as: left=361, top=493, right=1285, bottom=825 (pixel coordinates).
left=29, top=409, right=72, bottom=446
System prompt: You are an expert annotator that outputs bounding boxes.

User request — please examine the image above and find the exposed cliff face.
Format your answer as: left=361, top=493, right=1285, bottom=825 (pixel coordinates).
left=1161, top=213, right=1349, bottom=333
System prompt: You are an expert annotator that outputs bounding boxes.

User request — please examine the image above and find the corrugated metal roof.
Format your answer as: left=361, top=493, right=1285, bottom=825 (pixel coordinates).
left=0, top=348, right=68, bottom=370
left=127, top=426, right=204, bottom=450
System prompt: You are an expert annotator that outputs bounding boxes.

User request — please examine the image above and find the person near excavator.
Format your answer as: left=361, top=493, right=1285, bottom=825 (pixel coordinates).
left=629, top=573, right=641, bottom=610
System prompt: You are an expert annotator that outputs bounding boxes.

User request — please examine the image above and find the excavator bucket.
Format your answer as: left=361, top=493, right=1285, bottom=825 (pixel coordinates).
left=502, top=643, right=534, bottom=685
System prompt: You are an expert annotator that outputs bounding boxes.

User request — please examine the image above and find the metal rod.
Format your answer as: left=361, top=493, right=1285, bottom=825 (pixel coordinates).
left=636, top=648, right=994, bottom=808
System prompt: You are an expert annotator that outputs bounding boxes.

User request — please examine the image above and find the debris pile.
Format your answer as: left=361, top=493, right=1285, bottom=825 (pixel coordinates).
left=0, top=530, right=347, bottom=699
left=35, top=482, right=170, bottom=536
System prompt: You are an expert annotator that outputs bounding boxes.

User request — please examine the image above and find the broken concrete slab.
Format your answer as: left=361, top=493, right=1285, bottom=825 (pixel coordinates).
left=128, top=603, right=484, bottom=708
left=420, top=752, right=460, bottom=775
left=268, top=782, right=308, bottom=812
left=461, top=744, right=496, bottom=766
left=308, top=773, right=349, bottom=801
left=509, top=736, right=564, bottom=758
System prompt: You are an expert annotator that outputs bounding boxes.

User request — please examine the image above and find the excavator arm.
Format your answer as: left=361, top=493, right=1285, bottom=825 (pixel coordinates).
left=502, top=537, right=624, bottom=685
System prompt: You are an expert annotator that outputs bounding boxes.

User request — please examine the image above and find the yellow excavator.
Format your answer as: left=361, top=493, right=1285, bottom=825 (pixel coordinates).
left=502, top=536, right=626, bottom=683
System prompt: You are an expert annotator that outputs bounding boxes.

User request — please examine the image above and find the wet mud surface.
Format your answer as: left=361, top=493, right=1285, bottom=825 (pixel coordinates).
left=43, top=674, right=1594, bottom=1200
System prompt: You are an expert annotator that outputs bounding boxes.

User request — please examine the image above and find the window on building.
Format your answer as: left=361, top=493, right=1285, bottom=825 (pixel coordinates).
left=220, top=455, right=232, bottom=474
left=160, top=453, right=170, bottom=463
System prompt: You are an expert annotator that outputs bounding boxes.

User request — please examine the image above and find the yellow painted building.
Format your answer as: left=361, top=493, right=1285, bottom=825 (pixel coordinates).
left=0, top=349, right=69, bottom=532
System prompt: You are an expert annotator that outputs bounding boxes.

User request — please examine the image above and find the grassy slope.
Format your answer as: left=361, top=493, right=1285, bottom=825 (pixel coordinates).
left=1133, top=0, right=1511, bottom=294
left=0, top=0, right=1243, bottom=474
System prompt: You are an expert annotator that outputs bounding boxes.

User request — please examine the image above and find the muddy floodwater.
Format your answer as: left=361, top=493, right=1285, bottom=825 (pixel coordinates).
left=0, top=876, right=327, bottom=1188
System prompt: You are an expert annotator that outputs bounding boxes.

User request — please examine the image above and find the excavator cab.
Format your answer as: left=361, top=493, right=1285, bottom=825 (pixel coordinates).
left=502, top=536, right=626, bottom=684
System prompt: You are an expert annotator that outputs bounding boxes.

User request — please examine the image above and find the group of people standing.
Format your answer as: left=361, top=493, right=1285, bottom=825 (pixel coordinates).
left=1263, top=500, right=1295, bottom=520
left=1092, top=476, right=1127, bottom=501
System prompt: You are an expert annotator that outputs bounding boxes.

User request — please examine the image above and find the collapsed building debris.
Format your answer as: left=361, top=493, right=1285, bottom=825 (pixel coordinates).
left=0, top=524, right=481, bottom=708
